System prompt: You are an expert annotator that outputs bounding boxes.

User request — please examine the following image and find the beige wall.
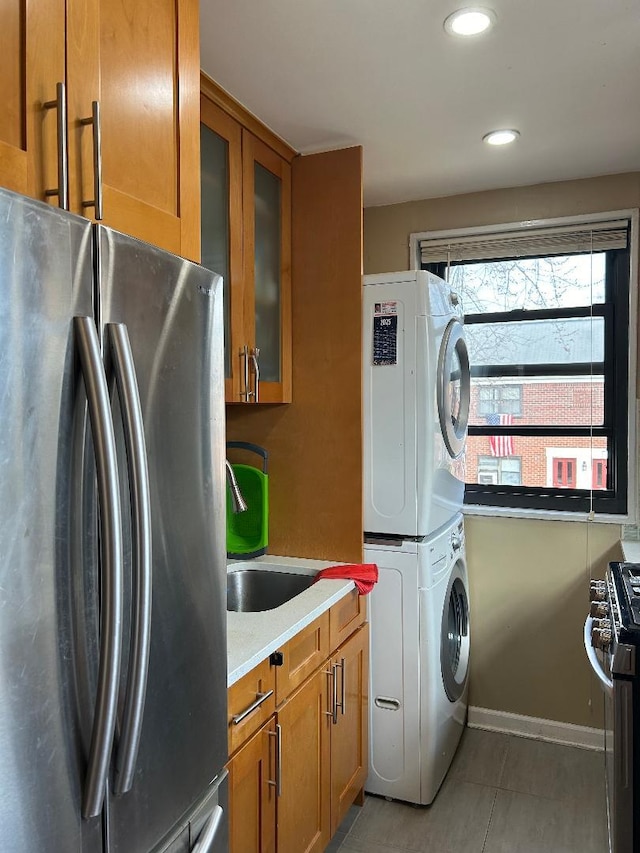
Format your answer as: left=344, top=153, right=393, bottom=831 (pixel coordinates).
left=365, top=172, right=640, bottom=276
left=364, top=172, right=640, bottom=727
left=465, top=516, right=621, bottom=726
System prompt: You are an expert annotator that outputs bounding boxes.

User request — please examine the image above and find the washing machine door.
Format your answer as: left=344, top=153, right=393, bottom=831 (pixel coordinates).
left=437, top=320, right=470, bottom=459
left=440, top=560, right=470, bottom=702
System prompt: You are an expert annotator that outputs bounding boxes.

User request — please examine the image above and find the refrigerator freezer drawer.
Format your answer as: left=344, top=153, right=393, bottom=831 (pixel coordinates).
left=156, top=772, right=229, bottom=853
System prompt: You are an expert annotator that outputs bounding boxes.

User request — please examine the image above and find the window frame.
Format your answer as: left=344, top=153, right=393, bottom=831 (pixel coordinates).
left=410, top=210, right=638, bottom=521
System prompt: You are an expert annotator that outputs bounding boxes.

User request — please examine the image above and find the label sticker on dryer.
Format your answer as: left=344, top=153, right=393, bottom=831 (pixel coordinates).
left=372, top=301, right=398, bottom=365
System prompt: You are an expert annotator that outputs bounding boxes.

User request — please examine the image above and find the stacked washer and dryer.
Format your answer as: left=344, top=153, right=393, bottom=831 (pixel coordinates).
left=363, top=270, right=471, bottom=805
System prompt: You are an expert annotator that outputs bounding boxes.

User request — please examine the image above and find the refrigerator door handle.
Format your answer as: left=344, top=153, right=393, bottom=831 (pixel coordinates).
left=107, top=323, right=153, bottom=796
left=191, top=805, right=224, bottom=853
left=74, top=316, right=124, bottom=819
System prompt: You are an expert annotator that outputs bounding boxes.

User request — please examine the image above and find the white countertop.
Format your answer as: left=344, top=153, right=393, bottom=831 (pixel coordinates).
left=621, top=541, right=640, bottom=563
left=226, top=555, right=355, bottom=686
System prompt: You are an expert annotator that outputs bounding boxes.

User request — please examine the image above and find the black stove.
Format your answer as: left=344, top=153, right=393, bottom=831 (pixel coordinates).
left=613, top=563, right=640, bottom=637
left=586, top=562, right=640, bottom=853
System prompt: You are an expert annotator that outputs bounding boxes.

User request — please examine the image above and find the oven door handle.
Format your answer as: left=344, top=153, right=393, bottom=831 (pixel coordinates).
left=584, top=616, right=614, bottom=698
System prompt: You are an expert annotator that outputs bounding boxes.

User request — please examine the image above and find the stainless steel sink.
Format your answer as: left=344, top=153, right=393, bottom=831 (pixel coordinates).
left=227, top=569, right=315, bottom=612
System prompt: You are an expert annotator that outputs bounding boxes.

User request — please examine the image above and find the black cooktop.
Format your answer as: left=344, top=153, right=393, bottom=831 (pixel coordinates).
left=611, top=562, right=640, bottom=641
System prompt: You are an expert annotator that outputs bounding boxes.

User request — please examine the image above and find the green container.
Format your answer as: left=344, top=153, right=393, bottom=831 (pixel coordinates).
left=226, top=442, right=269, bottom=558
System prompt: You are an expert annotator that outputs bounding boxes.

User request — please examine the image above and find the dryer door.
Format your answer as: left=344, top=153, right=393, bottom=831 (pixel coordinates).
left=440, top=560, right=470, bottom=702
left=437, top=320, right=470, bottom=459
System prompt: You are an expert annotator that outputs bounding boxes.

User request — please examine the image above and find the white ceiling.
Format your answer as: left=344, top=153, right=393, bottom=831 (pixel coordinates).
left=199, top=0, right=640, bottom=208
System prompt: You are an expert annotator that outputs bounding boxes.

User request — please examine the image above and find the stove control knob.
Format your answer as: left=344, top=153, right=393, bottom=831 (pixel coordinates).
left=591, top=627, right=612, bottom=652
left=590, top=601, right=609, bottom=618
left=593, top=618, right=612, bottom=631
left=590, top=581, right=607, bottom=601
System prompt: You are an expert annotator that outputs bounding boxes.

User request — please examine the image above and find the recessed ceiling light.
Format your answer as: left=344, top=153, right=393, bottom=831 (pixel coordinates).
left=444, top=7, right=496, bottom=37
left=483, top=129, right=520, bottom=146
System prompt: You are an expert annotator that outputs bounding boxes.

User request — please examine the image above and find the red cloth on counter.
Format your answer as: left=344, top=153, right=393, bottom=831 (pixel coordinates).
left=312, top=563, right=379, bottom=595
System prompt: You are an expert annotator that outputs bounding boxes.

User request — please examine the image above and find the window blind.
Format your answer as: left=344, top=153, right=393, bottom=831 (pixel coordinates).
left=419, top=220, right=629, bottom=265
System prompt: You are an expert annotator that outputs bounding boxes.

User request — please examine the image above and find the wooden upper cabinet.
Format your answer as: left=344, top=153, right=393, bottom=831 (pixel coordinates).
left=0, top=0, right=200, bottom=260
left=0, top=0, right=65, bottom=202
left=66, top=0, right=200, bottom=259
left=200, top=76, right=293, bottom=404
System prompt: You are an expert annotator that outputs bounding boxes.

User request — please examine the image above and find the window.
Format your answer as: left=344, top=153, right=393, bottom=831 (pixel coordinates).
left=478, top=384, right=522, bottom=417
left=415, top=214, right=636, bottom=516
left=477, top=456, right=522, bottom=486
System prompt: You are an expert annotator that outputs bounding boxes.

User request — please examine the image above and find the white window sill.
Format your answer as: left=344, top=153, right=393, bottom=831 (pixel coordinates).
left=463, top=502, right=629, bottom=525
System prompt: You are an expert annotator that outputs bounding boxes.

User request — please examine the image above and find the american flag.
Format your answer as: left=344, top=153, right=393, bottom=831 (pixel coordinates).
left=487, top=413, right=514, bottom=457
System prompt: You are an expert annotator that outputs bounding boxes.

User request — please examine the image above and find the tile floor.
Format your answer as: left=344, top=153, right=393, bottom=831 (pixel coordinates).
left=326, top=728, right=608, bottom=853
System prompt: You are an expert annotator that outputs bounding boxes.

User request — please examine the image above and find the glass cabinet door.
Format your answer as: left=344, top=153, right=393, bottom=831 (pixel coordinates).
left=242, top=131, right=291, bottom=403
left=201, top=123, right=232, bottom=377
left=200, top=97, right=243, bottom=402
left=200, top=92, right=291, bottom=404
left=253, top=161, right=281, bottom=384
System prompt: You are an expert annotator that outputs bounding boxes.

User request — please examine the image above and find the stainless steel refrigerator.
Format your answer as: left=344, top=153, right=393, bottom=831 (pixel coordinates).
left=0, top=188, right=228, bottom=853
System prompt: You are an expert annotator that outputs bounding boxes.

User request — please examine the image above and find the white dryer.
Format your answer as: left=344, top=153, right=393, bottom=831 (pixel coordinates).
left=364, top=513, right=470, bottom=805
left=363, top=270, right=470, bottom=539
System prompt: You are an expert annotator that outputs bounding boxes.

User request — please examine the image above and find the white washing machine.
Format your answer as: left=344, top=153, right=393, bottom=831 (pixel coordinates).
left=364, top=513, right=470, bottom=805
left=363, top=270, right=470, bottom=539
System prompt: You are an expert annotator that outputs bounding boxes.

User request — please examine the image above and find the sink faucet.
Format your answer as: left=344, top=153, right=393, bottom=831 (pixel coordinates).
left=226, top=460, right=248, bottom=513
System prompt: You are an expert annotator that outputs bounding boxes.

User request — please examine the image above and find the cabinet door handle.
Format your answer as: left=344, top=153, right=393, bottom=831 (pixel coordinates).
left=231, top=689, right=274, bottom=725
left=249, top=347, right=260, bottom=403
left=267, top=723, right=282, bottom=797
left=335, top=657, right=346, bottom=717
left=326, top=664, right=339, bottom=724
left=80, top=101, right=103, bottom=220
left=43, top=82, right=69, bottom=210
left=239, top=345, right=250, bottom=401
left=323, top=666, right=337, bottom=722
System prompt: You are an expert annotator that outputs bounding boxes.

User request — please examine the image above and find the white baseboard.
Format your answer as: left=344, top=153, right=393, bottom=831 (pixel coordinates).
left=467, top=706, right=604, bottom=751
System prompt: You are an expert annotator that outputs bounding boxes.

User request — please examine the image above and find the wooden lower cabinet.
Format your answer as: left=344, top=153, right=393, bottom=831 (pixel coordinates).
left=277, top=667, right=331, bottom=853
left=228, top=717, right=277, bottom=853
left=330, top=623, right=369, bottom=835
left=227, top=614, right=368, bottom=853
